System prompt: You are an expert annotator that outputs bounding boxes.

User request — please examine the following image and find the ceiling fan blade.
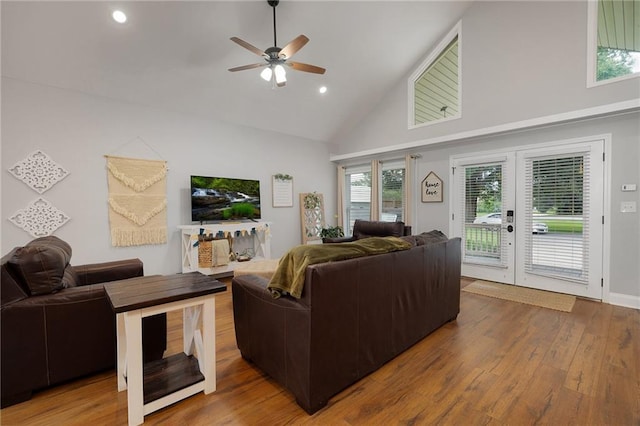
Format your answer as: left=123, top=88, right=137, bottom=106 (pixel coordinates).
left=230, top=37, right=267, bottom=57
left=276, top=80, right=286, bottom=88
left=279, top=35, right=309, bottom=59
left=228, top=63, right=267, bottom=72
left=288, top=61, right=326, bottom=75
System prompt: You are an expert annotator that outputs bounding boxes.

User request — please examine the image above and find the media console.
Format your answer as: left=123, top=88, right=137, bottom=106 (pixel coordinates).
left=178, top=222, right=272, bottom=278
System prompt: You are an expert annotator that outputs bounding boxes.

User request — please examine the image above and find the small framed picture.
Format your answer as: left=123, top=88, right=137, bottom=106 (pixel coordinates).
left=421, top=171, right=443, bottom=203
left=272, top=174, right=294, bottom=207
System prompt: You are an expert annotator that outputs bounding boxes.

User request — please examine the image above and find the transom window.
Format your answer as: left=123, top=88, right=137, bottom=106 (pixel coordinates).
left=588, top=0, right=640, bottom=86
left=409, top=21, right=461, bottom=128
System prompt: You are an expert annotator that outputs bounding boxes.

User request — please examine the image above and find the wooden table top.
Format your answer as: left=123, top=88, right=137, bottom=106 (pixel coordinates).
left=104, top=272, right=226, bottom=313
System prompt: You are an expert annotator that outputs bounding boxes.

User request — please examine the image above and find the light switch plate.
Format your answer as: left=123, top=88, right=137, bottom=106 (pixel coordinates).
left=620, top=201, right=637, bottom=213
left=621, top=184, right=637, bottom=192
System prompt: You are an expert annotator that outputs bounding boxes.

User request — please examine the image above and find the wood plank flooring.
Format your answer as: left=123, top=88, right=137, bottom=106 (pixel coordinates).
left=1, top=277, right=638, bottom=425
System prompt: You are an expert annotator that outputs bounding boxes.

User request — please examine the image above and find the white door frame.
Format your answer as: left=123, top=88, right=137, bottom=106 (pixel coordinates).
left=449, top=134, right=611, bottom=302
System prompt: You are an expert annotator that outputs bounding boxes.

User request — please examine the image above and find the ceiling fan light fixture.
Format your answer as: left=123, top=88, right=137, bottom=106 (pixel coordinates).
left=260, top=66, right=273, bottom=81
left=229, top=0, right=325, bottom=87
left=274, top=64, right=287, bottom=84
left=112, top=10, right=127, bottom=23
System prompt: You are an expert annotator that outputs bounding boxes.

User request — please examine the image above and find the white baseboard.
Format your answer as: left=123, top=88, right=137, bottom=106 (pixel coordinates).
left=608, top=292, right=640, bottom=310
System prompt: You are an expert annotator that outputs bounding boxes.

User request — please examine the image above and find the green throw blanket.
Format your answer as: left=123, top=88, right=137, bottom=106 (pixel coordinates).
left=267, top=236, right=412, bottom=299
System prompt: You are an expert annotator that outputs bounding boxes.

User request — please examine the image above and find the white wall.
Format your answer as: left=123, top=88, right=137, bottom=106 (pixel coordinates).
left=331, top=1, right=639, bottom=153
left=331, top=1, right=640, bottom=303
left=407, top=112, right=639, bottom=301
left=1, top=78, right=335, bottom=275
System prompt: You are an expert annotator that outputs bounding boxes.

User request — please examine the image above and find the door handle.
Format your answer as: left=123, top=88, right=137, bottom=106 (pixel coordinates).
left=507, top=225, right=514, bottom=232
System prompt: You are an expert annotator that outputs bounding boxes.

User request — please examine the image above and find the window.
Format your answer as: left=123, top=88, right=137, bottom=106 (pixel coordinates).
left=409, top=21, right=461, bottom=128
left=343, top=164, right=372, bottom=236
left=341, top=159, right=407, bottom=236
left=588, top=0, right=640, bottom=86
left=524, top=154, right=590, bottom=283
left=380, top=160, right=405, bottom=222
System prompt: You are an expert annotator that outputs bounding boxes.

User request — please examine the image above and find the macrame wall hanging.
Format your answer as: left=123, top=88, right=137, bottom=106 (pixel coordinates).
left=105, top=155, right=168, bottom=247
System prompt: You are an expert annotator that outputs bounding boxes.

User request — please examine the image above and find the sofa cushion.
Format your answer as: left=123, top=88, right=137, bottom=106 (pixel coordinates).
left=1, top=249, right=29, bottom=307
left=8, top=236, right=72, bottom=296
left=414, top=230, right=448, bottom=246
left=62, top=266, right=80, bottom=288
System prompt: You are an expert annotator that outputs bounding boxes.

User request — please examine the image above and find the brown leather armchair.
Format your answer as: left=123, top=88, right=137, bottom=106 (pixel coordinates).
left=322, top=219, right=412, bottom=243
left=1, top=236, right=167, bottom=407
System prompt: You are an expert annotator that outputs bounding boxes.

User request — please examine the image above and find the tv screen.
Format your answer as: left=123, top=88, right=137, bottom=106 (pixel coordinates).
left=191, top=175, right=261, bottom=222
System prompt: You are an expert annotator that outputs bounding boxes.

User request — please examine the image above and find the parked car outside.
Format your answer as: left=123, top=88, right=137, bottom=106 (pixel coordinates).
left=473, top=213, right=502, bottom=224
left=531, top=222, right=549, bottom=234
left=473, top=213, right=548, bottom=234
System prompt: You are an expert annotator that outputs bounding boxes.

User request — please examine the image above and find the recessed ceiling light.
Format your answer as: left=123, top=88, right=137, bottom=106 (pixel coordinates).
left=112, top=10, right=127, bottom=24
left=319, top=86, right=327, bottom=94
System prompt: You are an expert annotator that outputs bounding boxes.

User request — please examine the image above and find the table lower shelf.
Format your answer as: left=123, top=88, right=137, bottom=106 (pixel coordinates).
left=143, top=353, right=204, bottom=404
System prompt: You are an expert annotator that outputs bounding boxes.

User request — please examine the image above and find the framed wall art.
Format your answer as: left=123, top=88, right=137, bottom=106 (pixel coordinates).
left=272, top=174, right=293, bottom=207
left=421, top=171, right=443, bottom=203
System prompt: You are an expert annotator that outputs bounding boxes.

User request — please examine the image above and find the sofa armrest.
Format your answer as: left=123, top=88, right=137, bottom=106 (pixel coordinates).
left=232, top=274, right=306, bottom=309
left=73, top=258, right=143, bottom=286
left=232, top=274, right=312, bottom=404
left=1, top=282, right=114, bottom=403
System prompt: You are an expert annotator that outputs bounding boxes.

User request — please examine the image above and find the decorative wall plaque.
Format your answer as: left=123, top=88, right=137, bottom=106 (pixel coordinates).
left=9, top=198, right=70, bottom=237
left=8, top=150, right=69, bottom=194
left=421, top=171, right=443, bottom=203
left=272, top=174, right=293, bottom=207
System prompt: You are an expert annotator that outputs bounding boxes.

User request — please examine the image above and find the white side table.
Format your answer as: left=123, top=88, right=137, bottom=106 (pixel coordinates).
left=105, top=273, right=226, bottom=425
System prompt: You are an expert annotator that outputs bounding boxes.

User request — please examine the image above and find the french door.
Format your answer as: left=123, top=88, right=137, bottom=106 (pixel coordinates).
left=452, top=139, right=604, bottom=299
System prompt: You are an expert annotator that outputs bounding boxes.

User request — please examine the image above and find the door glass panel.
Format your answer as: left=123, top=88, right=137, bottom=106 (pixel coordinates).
left=524, top=155, right=589, bottom=283
left=463, top=164, right=505, bottom=266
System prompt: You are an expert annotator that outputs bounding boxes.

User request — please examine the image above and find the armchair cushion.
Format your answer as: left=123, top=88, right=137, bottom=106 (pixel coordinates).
left=322, top=220, right=411, bottom=244
left=352, top=220, right=405, bottom=239
left=7, top=236, right=76, bottom=296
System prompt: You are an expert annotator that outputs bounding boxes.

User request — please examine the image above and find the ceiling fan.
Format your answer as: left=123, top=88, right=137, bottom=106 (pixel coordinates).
left=228, top=0, right=326, bottom=87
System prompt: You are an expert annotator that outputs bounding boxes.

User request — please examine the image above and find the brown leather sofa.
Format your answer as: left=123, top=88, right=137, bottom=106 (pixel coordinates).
left=232, top=234, right=461, bottom=414
left=1, top=236, right=167, bottom=407
left=322, top=219, right=412, bottom=243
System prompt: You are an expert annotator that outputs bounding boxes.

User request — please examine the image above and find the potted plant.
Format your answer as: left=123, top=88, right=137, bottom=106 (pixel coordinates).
left=320, top=225, right=344, bottom=239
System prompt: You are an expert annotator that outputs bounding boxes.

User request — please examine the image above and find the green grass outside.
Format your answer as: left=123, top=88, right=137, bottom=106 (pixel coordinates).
left=536, top=219, right=583, bottom=234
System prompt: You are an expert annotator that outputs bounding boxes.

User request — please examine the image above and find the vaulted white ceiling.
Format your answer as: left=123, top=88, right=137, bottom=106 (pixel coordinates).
left=1, top=1, right=473, bottom=143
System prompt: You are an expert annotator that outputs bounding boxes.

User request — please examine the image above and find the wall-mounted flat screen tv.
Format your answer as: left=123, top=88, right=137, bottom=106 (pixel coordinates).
left=191, top=175, right=261, bottom=222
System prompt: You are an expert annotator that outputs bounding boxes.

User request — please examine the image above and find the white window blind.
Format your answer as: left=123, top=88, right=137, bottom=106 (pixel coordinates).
left=380, top=160, right=405, bottom=222
left=458, top=162, right=509, bottom=268
left=344, top=164, right=371, bottom=236
left=524, top=154, right=589, bottom=284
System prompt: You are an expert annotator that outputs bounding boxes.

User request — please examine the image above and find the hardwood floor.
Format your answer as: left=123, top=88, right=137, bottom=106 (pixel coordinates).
left=2, top=277, right=638, bottom=425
